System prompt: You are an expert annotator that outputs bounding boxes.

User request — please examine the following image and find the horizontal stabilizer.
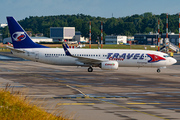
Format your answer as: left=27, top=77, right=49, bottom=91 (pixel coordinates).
left=6, top=46, right=25, bottom=53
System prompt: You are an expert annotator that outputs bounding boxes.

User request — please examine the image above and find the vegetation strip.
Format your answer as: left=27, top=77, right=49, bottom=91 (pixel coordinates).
left=0, top=86, right=69, bottom=120
left=2, top=13, right=179, bottom=40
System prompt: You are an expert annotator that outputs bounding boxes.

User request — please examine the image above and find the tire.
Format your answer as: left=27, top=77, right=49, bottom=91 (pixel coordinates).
left=88, top=67, right=93, bottom=72
left=157, top=69, right=160, bottom=73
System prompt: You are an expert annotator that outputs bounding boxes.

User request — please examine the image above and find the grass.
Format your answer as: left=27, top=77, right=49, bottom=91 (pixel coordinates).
left=0, top=43, right=158, bottom=52
left=0, top=84, right=70, bottom=120
left=41, top=44, right=158, bottom=50
left=83, top=44, right=157, bottom=50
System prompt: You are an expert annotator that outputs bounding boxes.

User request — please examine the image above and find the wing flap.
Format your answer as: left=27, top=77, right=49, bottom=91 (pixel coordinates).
left=73, top=56, right=103, bottom=64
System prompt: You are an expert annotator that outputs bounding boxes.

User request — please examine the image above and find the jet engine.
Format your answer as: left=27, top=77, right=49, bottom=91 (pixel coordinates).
left=101, top=61, right=118, bottom=70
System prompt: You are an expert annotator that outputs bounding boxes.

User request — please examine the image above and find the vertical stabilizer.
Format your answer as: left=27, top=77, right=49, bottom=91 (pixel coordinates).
left=6, top=17, right=48, bottom=48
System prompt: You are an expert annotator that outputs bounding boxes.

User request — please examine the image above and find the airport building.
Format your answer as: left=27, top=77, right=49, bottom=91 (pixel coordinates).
left=134, top=33, right=179, bottom=45
left=0, top=23, right=7, bottom=28
left=3, top=27, right=88, bottom=44
left=0, top=33, right=2, bottom=43
left=50, top=27, right=75, bottom=42
left=50, top=27, right=88, bottom=43
left=75, top=31, right=89, bottom=43
left=127, top=36, right=134, bottom=45
left=105, top=35, right=127, bottom=44
left=3, top=37, right=53, bottom=44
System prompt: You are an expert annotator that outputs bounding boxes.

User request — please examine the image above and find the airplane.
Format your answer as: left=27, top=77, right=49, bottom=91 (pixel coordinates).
left=6, top=16, right=177, bottom=73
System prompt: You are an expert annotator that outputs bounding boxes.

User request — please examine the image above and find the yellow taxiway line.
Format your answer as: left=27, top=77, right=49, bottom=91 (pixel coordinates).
left=127, top=103, right=161, bottom=105
left=53, top=81, right=168, bottom=120
left=57, top=103, right=95, bottom=105
left=93, top=98, right=169, bottom=120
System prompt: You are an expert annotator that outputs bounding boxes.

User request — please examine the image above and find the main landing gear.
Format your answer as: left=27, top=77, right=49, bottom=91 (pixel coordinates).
left=88, top=67, right=93, bottom=72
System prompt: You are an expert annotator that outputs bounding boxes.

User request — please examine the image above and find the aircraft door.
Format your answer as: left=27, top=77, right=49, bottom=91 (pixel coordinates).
left=27, top=52, right=30, bottom=56
left=35, top=51, right=39, bottom=61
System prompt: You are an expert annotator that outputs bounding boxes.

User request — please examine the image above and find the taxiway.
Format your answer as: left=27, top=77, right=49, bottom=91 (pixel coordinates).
left=0, top=52, right=180, bottom=120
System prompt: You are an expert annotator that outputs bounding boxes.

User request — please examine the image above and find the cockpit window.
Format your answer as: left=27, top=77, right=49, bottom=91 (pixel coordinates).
left=163, top=55, right=170, bottom=58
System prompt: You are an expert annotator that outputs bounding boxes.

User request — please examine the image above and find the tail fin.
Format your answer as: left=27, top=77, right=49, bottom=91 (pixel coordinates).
left=6, top=17, right=48, bottom=49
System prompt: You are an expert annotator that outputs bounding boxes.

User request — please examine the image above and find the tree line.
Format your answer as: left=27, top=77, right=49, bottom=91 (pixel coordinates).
left=2, top=12, right=180, bottom=42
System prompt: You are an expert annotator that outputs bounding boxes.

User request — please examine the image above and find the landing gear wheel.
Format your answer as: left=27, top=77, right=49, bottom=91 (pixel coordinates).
left=157, top=69, right=160, bottom=73
left=88, top=67, right=93, bottom=72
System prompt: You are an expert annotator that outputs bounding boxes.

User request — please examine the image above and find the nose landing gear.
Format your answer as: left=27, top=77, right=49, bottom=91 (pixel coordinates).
left=157, top=66, right=166, bottom=73
left=157, top=69, right=161, bottom=73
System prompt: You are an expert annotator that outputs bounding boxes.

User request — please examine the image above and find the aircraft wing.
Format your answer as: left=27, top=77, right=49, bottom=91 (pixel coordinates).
left=62, top=44, right=105, bottom=65
left=6, top=46, right=25, bottom=53
left=72, top=55, right=102, bottom=64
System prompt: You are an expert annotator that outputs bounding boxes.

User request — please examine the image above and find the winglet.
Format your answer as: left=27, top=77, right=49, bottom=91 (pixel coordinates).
left=62, top=44, right=72, bottom=56
left=6, top=46, right=25, bottom=53
left=65, top=44, right=69, bottom=48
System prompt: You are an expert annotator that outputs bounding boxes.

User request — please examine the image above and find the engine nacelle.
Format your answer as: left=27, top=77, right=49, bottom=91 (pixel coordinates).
left=101, top=61, right=118, bottom=70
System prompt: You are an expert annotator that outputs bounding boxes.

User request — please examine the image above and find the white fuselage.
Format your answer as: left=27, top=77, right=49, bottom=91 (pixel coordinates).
left=11, top=48, right=177, bottom=68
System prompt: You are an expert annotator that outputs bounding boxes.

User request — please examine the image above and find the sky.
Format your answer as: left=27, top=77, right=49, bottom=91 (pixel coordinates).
left=1, top=0, right=180, bottom=23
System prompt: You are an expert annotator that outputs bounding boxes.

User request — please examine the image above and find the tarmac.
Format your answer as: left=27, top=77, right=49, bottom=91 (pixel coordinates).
left=0, top=52, right=180, bottom=120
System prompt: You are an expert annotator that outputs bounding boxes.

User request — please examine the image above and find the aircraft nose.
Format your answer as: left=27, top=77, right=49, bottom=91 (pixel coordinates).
left=171, top=58, right=177, bottom=65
